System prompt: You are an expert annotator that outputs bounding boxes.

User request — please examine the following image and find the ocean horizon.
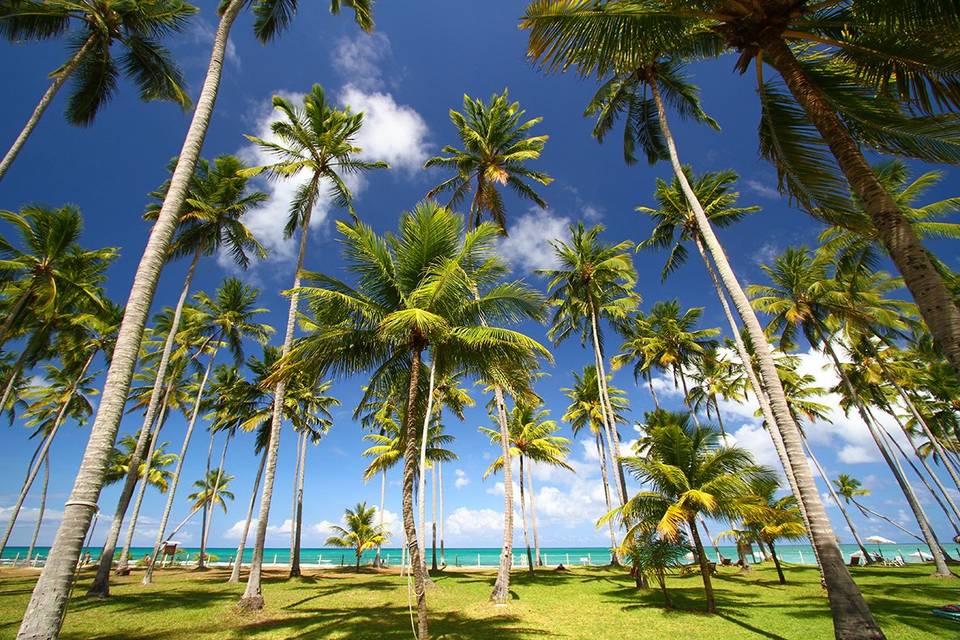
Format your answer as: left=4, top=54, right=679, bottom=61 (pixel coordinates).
left=5, top=543, right=955, bottom=568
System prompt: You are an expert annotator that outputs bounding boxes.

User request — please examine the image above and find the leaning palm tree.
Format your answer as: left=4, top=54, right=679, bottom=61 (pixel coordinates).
left=325, top=502, right=388, bottom=572
left=103, top=434, right=177, bottom=494
left=480, top=401, right=572, bottom=571
left=269, top=203, right=548, bottom=638
left=687, top=348, right=744, bottom=438
left=186, top=467, right=236, bottom=562
left=833, top=474, right=922, bottom=543
left=541, top=223, right=638, bottom=506
left=18, top=4, right=375, bottom=632
left=236, top=83, right=387, bottom=611
left=742, top=478, right=808, bottom=585
left=562, top=365, right=629, bottom=559
left=0, top=0, right=196, bottom=180
left=606, top=409, right=774, bottom=613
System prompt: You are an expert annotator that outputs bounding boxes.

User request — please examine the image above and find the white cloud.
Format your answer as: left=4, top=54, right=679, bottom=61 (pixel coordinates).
left=498, top=208, right=571, bottom=272
left=337, top=86, right=430, bottom=173
left=331, top=33, right=391, bottom=91
left=746, top=179, right=780, bottom=200
left=444, top=507, right=503, bottom=536
left=454, top=469, right=470, bottom=489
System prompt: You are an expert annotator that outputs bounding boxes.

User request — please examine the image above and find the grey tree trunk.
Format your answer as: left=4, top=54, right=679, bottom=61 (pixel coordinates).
left=489, top=384, right=515, bottom=603
left=526, top=460, right=542, bottom=566
left=238, top=205, right=311, bottom=610
left=595, top=434, right=620, bottom=557
left=648, top=78, right=884, bottom=639
left=589, top=306, right=628, bottom=505
left=0, top=36, right=96, bottom=182
left=418, top=361, right=436, bottom=581
left=143, top=347, right=218, bottom=584
left=229, top=449, right=267, bottom=583
left=290, top=430, right=307, bottom=577
left=401, top=348, right=429, bottom=638
left=518, top=456, right=534, bottom=576
left=26, top=456, right=49, bottom=567
left=688, top=516, right=715, bottom=613
left=202, top=434, right=231, bottom=566
left=288, top=430, right=303, bottom=572
left=375, top=469, right=385, bottom=567
left=16, top=4, right=244, bottom=632
left=431, top=464, right=438, bottom=572
left=438, top=463, right=445, bottom=567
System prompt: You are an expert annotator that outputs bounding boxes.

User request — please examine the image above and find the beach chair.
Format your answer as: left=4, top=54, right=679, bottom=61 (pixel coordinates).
left=849, top=555, right=861, bottom=567
left=932, top=605, right=960, bottom=623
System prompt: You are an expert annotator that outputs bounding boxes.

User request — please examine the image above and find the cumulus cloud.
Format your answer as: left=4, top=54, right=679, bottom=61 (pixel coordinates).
left=746, top=179, right=780, bottom=200
left=454, top=469, right=470, bottom=489
left=338, top=86, right=430, bottom=173
left=444, top=507, right=503, bottom=536
left=498, top=208, right=571, bottom=272
left=331, top=32, right=391, bottom=90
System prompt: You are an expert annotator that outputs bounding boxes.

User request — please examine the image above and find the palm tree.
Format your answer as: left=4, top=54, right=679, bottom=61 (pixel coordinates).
left=325, top=502, right=389, bottom=572
left=621, top=533, right=689, bottom=607
left=608, top=409, right=774, bottom=613
left=480, top=401, right=573, bottom=572
left=236, top=83, right=387, bottom=610
left=833, top=474, right=922, bottom=544
left=0, top=0, right=195, bottom=180
left=688, top=348, right=744, bottom=439
left=521, top=6, right=899, bottom=634
left=186, top=467, right=236, bottom=562
left=541, top=223, right=639, bottom=506
left=743, top=479, right=807, bottom=585
left=104, top=434, right=177, bottom=492
left=270, top=203, right=548, bottom=638
left=429, top=371, right=472, bottom=568
left=424, top=90, right=552, bottom=231
left=749, top=247, right=953, bottom=577
left=18, top=4, right=375, bottom=631
left=562, top=365, right=629, bottom=560
left=426, top=91, right=552, bottom=603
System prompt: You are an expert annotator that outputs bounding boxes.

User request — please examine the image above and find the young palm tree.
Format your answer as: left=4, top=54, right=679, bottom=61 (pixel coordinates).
left=104, top=434, right=177, bottom=493
left=325, top=502, right=389, bottom=572
left=541, top=223, right=639, bottom=505
left=562, top=365, right=629, bottom=559
left=480, top=402, right=573, bottom=572
left=429, top=371, right=472, bottom=568
left=833, top=474, right=922, bottom=543
left=0, top=0, right=195, bottom=180
left=270, top=203, right=548, bottom=638
left=18, top=5, right=375, bottom=632
left=608, top=409, right=774, bottom=613
left=687, top=348, right=744, bottom=438
left=186, top=467, right=236, bottom=561
left=742, top=479, right=807, bottom=585
left=237, top=83, right=387, bottom=610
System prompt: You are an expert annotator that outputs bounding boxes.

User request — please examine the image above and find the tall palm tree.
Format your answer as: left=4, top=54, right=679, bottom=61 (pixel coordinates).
left=0, top=0, right=196, bottom=180
left=270, top=203, right=548, bottom=638
left=18, top=4, right=375, bottom=631
left=325, top=502, right=388, bottom=572
left=541, top=223, right=639, bottom=506
left=749, top=247, right=953, bottom=577
left=521, top=6, right=909, bottom=634
left=522, top=0, right=960, bottom=385
left=608, top=409, right=774, bottom=613
left=480, top=402, right=573, bottom=572
left=236, top=83, right=387, bottom=610
left=429, top=371, right=472, bottom=568
left=425, top=91, right=552, bottom=603
left=562, top=365, right=629, bottom=559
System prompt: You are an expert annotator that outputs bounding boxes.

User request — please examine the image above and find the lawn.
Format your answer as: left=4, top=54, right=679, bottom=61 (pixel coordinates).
left=0, top=564, right=953, bottom=639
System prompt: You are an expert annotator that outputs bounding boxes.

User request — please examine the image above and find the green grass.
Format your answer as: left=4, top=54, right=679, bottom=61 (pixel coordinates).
left=0, top=563, right=954, bottom=639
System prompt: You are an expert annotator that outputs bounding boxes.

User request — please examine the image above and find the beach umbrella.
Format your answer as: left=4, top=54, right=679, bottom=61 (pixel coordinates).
left=865, top=535, right=895, bottom=557
left=909, top=550, right=933, bottom=561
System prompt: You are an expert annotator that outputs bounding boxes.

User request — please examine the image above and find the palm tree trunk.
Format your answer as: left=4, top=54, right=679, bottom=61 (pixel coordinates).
left=688, top=515, right=716, bottom=613
left=646, top=371, right=660, bottom=409
left=26, top=455, right=49, bottom=567
left=198, top=430, right=215, bottom=570
left=375, top=469, right=385, bottom=567
left=401, top=346, right=429, bottom=638
left=229, top=449, right=267, bottom=583
left=760, top=35, right=960, bottom=380
left=678, top=368, right=700, bottom=427
left=595, top=434, right=620, bottom=560
left=526, top=461, right=542, bottom=567
left=438, top=463, right=445, bottom=567
left=203, top=433, right=231, bottom=565
left=290, top=431, right=307, bottom=577
left=0, top=35, right=97, bottom=182
left=431, top=464, right=438, bottom=572
left=824, top=342, right=952, bottom=577
left=713, top=396, right=726, bottom=438
left=648, top=78, right=883, bottom=639
left=804, top=440, right=874, bottom=562
left=239, top=201, right=312, bottom=611
left=489, top=383, right=516, bottom=604
left=0, top=343, right=29, bottom=413
left=589, top=306, right=629, bottom=506
left=288, top=429, right=303, bottom=574
left=0, top=286, right=34, bottom=351
left=90, top=246, right=201, bottom=597
left=143, top=346, right=218, bottom=584
left=852, top=500, right=924, bottom=543
left=769, top=539, right=787, bottom=585
left=116, top=393, right=171, bottom=573
left=16, top=5, right=244, bottom=629
left=518, top=455, right=534, bottom=576
left=418, top=360, right=436, bottom=581
left=0, top=350, right=96, bottom=557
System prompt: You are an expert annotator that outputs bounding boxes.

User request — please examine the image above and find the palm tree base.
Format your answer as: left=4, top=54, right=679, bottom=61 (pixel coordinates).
left=236, top=595, right=264, bottom=612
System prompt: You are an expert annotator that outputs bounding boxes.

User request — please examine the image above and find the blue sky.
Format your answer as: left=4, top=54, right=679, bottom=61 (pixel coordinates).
left=1, top=1, right=957, bottom=552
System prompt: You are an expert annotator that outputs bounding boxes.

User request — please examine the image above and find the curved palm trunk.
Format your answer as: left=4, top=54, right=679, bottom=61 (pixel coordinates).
left=489, top=384, right=516, bottom=604
left=418, top=361, right=436, bottom=581
left=0, top=287, right=33, bottom=349
left=0, top=346, right=28, bottom=413
left=769, top=539, right=787, bottom=584
left=375, top=469, right=385, bottom=567
left=431, top=464, right=438, bottom=572
left=17, top=4, right=243, bottom=631
left=688, top=516, right=716, bottom=613
left=116, top=395, right=171, bottom=574
left=198, top=431, right=216, bottom=570
left=526, top=461, right=542, bottom=566
left=0, top=350, right=96, bottom=557
left=402, top=348, right=429, bottom=638
left=595, top=434, right=620, bottom=558
left=649, top=80, right=883, bottom=639
left=90, top=246, right=201, bottom=597
left=0, top=36, right=97, bottom=182
left=646, top=371, right=660, bottom=409
left=677, top=368, right=701, bottom=428
left=518, top=455, right=534, bottom=576
left=760, top=36, right=960, bottom=379
left=26, top=456, right=50, bottom=567
left=852, top=500, right=923, bottom=543
left=288, top=430, right=304, bottom=573
left=143, top=347, right=218, bottom=584
left=589, top=307, right=628, bottom=506
left=239, top=208, right=311, bottom=610
left=804, top=440, right=874, bottom=563
left=203, top=433, right=232, bottom=566
left=229, top=449, right=267, bottom=583
left=290, top=431, right=307, bottom=577
left=825, top=342, right=952, bottom=577
left=713, top=396, right=726, bottom=438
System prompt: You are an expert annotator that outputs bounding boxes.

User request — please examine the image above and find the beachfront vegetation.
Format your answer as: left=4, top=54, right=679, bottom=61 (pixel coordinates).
left=1, top=2, right=960, bottom=640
